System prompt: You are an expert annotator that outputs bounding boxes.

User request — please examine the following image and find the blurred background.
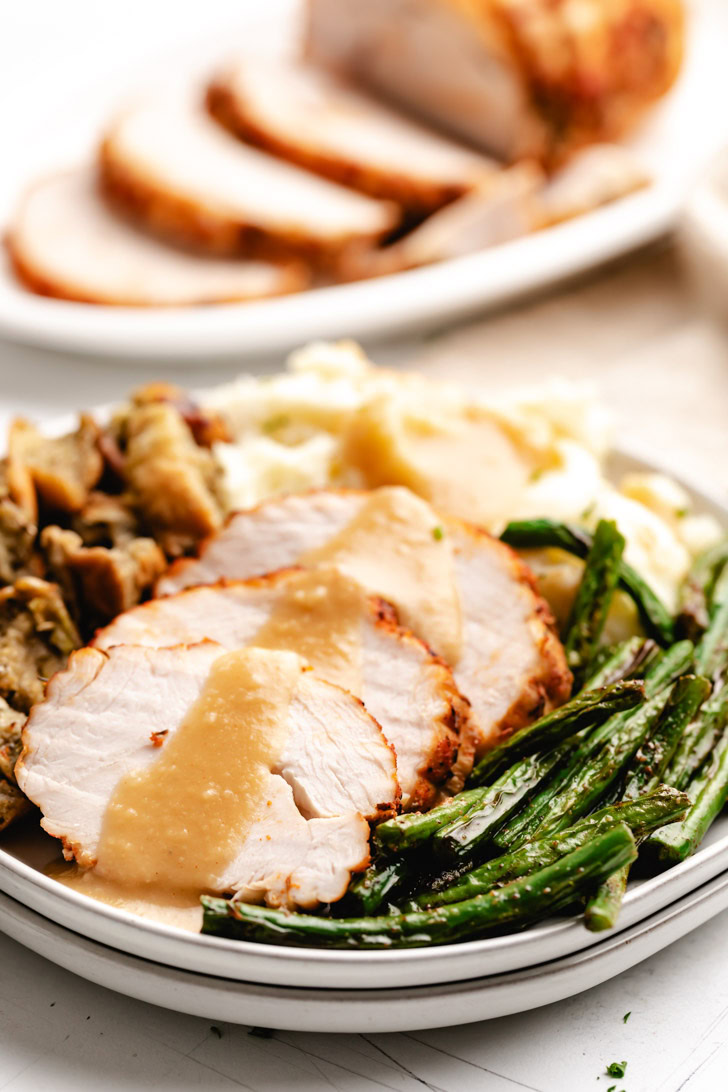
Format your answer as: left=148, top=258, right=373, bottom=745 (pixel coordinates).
left=0, top=0, right=727, bottom=486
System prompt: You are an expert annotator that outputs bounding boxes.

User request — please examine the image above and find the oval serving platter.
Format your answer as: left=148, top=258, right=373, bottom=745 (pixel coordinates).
left=0, top=0, right=727, bottom=363
left=0, top=448, right=727, bottom=994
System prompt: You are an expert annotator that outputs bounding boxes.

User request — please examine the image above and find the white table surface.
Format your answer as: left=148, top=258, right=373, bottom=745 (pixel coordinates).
left=1, top=243, right=728, bottom=1092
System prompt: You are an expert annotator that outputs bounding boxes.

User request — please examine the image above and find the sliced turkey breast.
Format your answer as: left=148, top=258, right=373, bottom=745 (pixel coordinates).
left=342, top=164, right=542, bottom=279
left=306, top=0, right=540, bottom=163
left=99, top=100, right=398, bottom=269
left=306, top=0, right=684, bottom=165
left=6, top=170, right=302, bottom=307
left=16, top=643, right=399, bottom=909
left=531, top=145, right=650, bottom=229
left=92, top=568, right=468, bottom=810
left=156, top=488, right=571, bottom=762
left=206, top=58, right=496, bottom=216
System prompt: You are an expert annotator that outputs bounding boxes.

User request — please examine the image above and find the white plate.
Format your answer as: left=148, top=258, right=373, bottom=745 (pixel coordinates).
left=0, top=449, right=726, bottom=995
left=0, top=0, right=726, bottom=362
left=3, top=867, right=728, bottom=1033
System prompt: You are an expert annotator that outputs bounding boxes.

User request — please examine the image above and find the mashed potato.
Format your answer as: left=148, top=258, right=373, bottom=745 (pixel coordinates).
left=204, top=341, right=721, bottom=612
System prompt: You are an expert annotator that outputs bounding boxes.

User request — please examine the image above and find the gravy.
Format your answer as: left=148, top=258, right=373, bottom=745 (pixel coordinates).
left=302, top=486, right=463, bottom=663
left=94, top=647, right=299, bottom=894
left=344, top=399, right=534, bottom=530
left=253, top=566, right=364, bottom=692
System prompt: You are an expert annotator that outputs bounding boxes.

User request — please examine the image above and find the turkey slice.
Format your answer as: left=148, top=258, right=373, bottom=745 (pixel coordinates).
left=156, top=488, right=571, bottom=762
left=305, top=0, right=684, bottom=165
left=99, top=99, right=398, bottom=268
left=342, top=164, right=542, bottom=279
left=305, top=0, right=544, bottom=162
left=532, top=145, right=650, bottom=229
left=16, top=643, right=399, bottom=909
left=206, top=58, right=496, bottom=215
left=6, top=170, right=303, bottom=307
left=92, top=567, right=468, bottom=810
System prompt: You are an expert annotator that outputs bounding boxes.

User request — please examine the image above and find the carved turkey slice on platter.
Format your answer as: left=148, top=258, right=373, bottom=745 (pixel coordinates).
left=99, top=99, right=398, bottom=269
left=306, top=0, right=684, bottom=165
left=6, top=170, right=304, bottom=307
left=206, top=58, right=496, bottom=215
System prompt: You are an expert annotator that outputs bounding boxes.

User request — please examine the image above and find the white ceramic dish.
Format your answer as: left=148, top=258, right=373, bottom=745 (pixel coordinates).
left=0, top=0, right=726, bottom=363
left=3, top=867, right=728, bottom=1032
left=0, top=448, right=725, bottom=996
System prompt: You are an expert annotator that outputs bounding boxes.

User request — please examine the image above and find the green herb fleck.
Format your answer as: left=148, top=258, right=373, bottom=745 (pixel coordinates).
left=262, top=414, right=291, bottom=434
left=675, top=508, right=688, bottom=519
left=580, top=502, right=596, bottom=522
left=607, top=1086, right=616, bottom=1092
left=623, top=1011, right=631, bottom=1023
left=606, top=1061, right=627, bottom=1079
left=529, top=467, right=545, bottom=483
left=432, top=525, right=444, bottom=541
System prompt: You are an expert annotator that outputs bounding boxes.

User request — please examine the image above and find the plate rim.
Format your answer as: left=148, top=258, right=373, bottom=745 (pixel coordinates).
left=3, top=863, right=728, bottom=1031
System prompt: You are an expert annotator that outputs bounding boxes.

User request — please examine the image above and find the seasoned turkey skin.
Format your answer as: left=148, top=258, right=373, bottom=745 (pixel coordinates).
left=206, top=58, right=496, bottom=216
left=6, top=170, right=303, bottom=307
left=92, top=570, right=468, bottom=810
left=16, top=642, right=399, bottom=909
left=99, top=100, right=398, bottom=270
left=156, top=489, right=571, bottom=762
left=306, top=0, right=684, bottom=165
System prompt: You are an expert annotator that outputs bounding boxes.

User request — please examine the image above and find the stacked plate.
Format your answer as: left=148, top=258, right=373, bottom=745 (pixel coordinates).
left=2, top=835, right=728, bottom=1033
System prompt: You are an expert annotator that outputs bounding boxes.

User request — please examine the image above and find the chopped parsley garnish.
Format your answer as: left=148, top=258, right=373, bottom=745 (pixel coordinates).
left=529, top=467, right=545, bottom=483
left=432, top=525, right=444, bottom=541
left=623, top=1011, right=631, bottom=1023
left=675, top=508, right=688, bottom=519
left=606, top=1061, right=627, bottom=1078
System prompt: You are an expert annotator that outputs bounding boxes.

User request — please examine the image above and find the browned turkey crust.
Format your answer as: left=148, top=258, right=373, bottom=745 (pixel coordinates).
left=7, top=234, right=304, bottom=307
left=339, top=163, right=542, bottom=280
left=493, top=0, right=684, bottom=165
left=206, top=63, right=494, bottom=216
left=156, top=488, right=572, bottom=762
left=306, top=0, right=684, bottom=166
left=453, top=517, right=571, bottom=750
left=7, top=170, right=305, bottom=307
left=99, top=104, right=399, bottom=272
left=92, top=569, right=470, bottom=811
